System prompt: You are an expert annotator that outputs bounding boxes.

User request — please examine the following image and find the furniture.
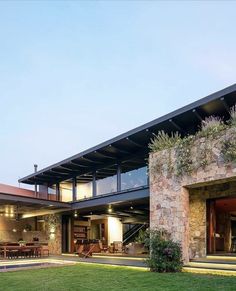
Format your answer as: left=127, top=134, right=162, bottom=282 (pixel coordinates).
left=231, top=237, right=236, bottom=252
left=0, top=245, right=43, bottom=259
left=98, top=241, right=108, bottom=253
left=125, top=243, right=145, bottom=255
left=40, top=245, right=49, bottom=256
left=76, top=243, right=95, bottom=258
left=113, top=241, right=123, bottom=253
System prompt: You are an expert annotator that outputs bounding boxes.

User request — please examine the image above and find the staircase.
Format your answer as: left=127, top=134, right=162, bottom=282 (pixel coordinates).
left=123, top=224, right=147, bottom=244
left=184, top=255, right=236, bottom=275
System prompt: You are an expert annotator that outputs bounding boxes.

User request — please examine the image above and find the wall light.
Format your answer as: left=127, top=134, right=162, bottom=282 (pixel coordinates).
left=74, top=211, right=78, bottom=218
left=12, top=228, right=17, bottom=233
left=108, top=205, right=112, bottom=213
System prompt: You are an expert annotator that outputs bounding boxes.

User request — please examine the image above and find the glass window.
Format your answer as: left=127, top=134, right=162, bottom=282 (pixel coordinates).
left=76, top=182, right=93, bottom=200
left=121, top=166, right=148, bottom=191
left=96, top=174, right=117, bottom=196
left=48, top=184, right=57, bottom=201
left=60, top=182, right=73, bottom=202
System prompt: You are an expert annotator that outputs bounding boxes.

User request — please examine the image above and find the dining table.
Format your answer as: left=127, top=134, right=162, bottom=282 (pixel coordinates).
left=0, top=245, right=42, bottom=259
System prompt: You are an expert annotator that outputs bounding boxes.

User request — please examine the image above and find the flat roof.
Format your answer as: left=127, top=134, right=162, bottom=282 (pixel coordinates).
left=19, top=83, right=236, bottom=185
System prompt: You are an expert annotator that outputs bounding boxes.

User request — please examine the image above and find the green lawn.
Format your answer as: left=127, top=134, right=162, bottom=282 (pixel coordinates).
left=0, top=263, right=236, bottom=291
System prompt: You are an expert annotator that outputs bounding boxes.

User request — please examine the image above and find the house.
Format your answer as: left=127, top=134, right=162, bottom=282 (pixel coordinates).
left=1, top=84, right=236, bottom=263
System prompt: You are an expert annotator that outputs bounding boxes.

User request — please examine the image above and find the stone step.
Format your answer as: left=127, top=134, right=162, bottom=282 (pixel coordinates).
left=183, top=266, right=236, bottom=276
left=188, top=261, right=236, bottom=270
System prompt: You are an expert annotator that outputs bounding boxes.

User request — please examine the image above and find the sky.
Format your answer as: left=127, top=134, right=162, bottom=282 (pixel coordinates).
left=0, top=1, right=236, bottom=188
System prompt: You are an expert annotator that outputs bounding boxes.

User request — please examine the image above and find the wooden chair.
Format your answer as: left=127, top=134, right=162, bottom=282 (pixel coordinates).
left=78, top=244, right=95, bottom=258
left=8, top=249, right=19, bottom=259
left=113, top=241, right=123, bottom=253
left=98, top=241, right=108, bottom=253
left=41, top=245, right=49, bottom=257
left=76, top=244, right=84, bottom=256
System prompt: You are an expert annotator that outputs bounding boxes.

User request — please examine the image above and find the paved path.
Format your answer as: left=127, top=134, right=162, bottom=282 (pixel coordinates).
left=53, top=255, right=147, bottom=268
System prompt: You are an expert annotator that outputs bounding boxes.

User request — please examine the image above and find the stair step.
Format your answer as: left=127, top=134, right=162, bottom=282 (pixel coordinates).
left=188, top=261, right=236, bottom=270
left=183, top=266, right=236, bottom=276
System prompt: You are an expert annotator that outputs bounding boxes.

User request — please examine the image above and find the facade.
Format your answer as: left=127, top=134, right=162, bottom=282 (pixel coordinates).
left=1, top=84, right=236, bottom=262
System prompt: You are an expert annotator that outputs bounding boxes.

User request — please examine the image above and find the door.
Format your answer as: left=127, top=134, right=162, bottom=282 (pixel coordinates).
left=207, top=200, right=216, bottom=254
left=62, top=215, right=71, bottom=253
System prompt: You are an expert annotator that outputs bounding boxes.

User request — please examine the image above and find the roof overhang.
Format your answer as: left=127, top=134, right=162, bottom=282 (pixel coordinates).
left=0, top=192, right=71, bottom=218
left=19, top=84, right=236, bottom=185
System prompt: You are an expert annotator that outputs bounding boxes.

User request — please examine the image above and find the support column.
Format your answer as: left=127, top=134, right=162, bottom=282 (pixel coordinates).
left=92, top=172, right=97, bottom=197
left=56, top=183, right=60, bottom=201
left=72, top=178, right=77, bottom=201
left=117, top=163, right=121, bottom=192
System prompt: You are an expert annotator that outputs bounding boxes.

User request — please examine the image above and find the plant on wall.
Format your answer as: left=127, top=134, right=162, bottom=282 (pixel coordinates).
left=221, top=139, right=236, bottom=163
left=229, top=105, right=236, bottom=127
left=175, top=136, right=194, bottom=177
left=198, top=116, right=225, bottom=138
left=149, top=131, right=181, bottom=152
left=149, top=104, right=236, bottom=177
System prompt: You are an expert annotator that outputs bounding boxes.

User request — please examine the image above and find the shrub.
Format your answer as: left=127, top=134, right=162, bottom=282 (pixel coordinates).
left=199, top=116, right=225, bottom=137
left=221, top=139, right=236, bottom=163
left=229, top=105, right=236, bottom=127
left=149, top=131, right=181, bottom=153
left=144, top=229, right=183, bottom=272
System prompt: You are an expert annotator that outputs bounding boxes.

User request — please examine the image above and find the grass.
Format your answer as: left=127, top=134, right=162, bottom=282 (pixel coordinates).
left=0, top=263, right=236, bottom=291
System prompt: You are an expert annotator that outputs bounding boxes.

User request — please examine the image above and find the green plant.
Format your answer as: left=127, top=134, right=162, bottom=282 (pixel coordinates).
left=175, top=136, right=194, bottom=177
left=149, top=131, right=181, bottom=153
left=229, top=105, right=236, bottom=127
left=144, top=229, right=183, bottom=273
left=199, top=116, right=225, bottom=137
left=135, top=228, right=149, bottom=244
left=221, top=139, right=236, bottom=163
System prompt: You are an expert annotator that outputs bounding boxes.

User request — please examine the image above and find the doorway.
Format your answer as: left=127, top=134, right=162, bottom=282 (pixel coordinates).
left=207, top=197, right=236, bottom=254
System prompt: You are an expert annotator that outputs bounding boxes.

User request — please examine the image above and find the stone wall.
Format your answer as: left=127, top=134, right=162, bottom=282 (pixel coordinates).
left=149, top=127, right=236, bottom=263
left=44, top=214, right=62, bottom=255
left=0, top=214, right=62, bottom=255
left=0, top=217, right=36, bottom=242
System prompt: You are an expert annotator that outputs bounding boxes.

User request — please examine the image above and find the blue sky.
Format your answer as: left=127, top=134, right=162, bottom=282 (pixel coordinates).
left=0, top=1, right=235, bottom=187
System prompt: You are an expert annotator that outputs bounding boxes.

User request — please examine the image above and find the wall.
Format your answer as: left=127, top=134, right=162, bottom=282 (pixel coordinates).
left=149, top=127, right=236, bottom=263
left=0, top=216, right=36, bottom=242
left=44, top=214, right=62, bottom=255
left=107, top=217, right=123, bottom=244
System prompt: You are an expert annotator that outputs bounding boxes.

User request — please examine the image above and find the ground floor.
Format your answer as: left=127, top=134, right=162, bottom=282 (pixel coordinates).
left=0, top=196, right=149, bottom=258
left=3, top=180, right=236, bottom=263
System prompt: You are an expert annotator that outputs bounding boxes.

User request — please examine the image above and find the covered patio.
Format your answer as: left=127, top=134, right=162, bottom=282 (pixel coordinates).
left=0, top=188, right=71, bottom=260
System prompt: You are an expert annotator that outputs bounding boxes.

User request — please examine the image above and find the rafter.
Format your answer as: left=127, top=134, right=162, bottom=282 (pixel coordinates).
left=126, top=137, right=144, bottom=148
left=192, top=109, right=203, bottom=122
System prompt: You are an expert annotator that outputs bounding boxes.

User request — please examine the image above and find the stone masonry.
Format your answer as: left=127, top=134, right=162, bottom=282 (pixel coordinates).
left=149, top=127, right=236, bottom=263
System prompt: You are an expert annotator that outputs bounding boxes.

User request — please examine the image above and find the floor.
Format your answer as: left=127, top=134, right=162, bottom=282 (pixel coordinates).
left=0, top=254, right=147, bottom=272
left=2, top=254, right=236, bottom=275
left=60, top=253, right=147, bottom=268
